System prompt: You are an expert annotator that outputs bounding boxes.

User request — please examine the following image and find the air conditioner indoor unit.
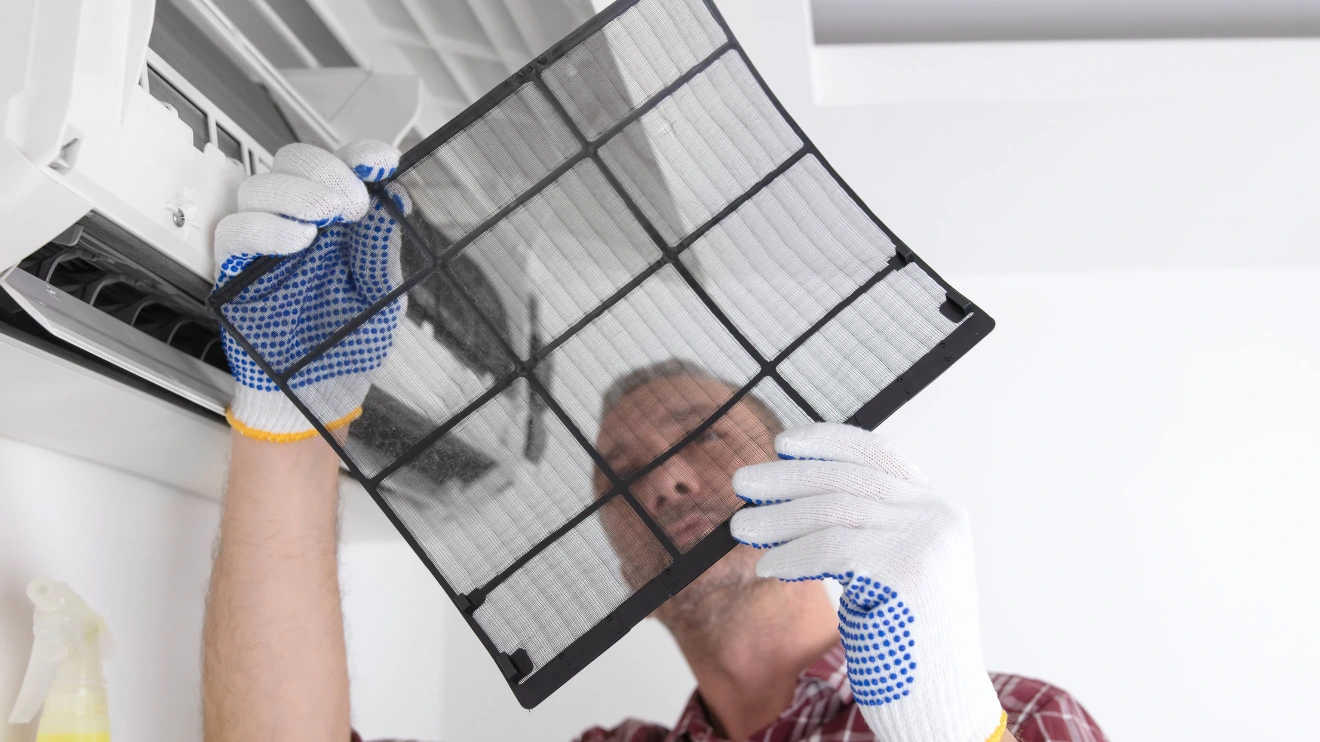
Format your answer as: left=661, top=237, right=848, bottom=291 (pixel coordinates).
left=0, top=0, right=427, bottom=419
left=1, top=0, right=594, bottom=501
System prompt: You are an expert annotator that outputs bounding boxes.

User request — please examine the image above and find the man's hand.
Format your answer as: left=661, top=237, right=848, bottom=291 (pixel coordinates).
left=214, top=140, right=407, bottom=442
left=730, top=423, right=1008, bottom=742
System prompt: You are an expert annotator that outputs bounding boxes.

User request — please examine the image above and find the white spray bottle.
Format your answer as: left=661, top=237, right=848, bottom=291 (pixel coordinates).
left=8, top=579, right=113, bottom=742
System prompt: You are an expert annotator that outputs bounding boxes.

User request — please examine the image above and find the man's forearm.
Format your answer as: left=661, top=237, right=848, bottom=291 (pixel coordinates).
left=203, top=432, right=348, bottom=742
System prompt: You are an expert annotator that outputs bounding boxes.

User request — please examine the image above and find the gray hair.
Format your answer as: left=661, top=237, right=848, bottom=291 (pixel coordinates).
left=600, top=359, right=784, bottom=436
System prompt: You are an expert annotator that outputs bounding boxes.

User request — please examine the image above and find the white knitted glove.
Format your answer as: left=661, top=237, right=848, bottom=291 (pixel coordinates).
left=730, top=423, right=1007, bottom=742
left=212, top=140, right=409, bottom=442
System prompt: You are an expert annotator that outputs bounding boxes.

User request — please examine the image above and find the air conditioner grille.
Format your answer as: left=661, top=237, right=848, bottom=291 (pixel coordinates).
left=18, top=244, right=228, bottom=371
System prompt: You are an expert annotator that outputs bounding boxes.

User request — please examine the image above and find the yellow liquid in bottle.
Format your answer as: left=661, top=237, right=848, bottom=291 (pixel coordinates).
left=35, top=687, right=110, bottom=742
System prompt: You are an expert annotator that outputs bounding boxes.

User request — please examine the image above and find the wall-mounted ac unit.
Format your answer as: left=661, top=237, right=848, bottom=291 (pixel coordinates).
left=0, top=0, right=593, bottom=504
left=0, top=0, right=426, bottom=417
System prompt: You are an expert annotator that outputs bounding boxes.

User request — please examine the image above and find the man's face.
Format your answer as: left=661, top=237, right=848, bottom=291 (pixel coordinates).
left=594, top=374, right=778, bottom=616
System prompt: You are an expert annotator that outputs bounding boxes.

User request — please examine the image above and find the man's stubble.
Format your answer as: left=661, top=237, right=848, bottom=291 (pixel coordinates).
left=652, top=544, right=776, bottom=638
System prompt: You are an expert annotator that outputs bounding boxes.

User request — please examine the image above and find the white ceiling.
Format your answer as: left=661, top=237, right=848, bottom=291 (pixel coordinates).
left=813, top=0, right=1320, bottom=44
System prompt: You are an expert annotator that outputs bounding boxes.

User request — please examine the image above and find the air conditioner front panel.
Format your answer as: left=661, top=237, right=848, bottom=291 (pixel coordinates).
left=1, top=266, right=233, bottom=414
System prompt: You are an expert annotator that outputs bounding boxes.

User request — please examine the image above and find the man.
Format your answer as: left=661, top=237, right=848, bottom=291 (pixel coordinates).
left=203, top=142, right=1107, bottom=742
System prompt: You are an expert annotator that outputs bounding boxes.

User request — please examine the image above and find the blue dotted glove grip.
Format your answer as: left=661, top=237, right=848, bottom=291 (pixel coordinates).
left=216, top=195, right=405, bottom=395
left=840, top=575, right=918, bottom=706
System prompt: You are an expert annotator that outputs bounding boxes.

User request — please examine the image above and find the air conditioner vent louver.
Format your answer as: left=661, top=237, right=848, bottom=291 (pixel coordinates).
left=17, top=244, right=228, bottom=372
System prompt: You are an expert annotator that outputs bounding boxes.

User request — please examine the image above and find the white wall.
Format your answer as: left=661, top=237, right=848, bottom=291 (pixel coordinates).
left=0, top=437, right=219, bottom=742
left=340, top=542, right=449, bottom=740
left=808, top=43, right=1320, bottom=277
left=885, top=266, right=1320, bottom=742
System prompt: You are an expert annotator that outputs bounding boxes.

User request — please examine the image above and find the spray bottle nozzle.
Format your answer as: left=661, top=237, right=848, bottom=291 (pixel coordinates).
left=8, top=579, right=111, bottom=725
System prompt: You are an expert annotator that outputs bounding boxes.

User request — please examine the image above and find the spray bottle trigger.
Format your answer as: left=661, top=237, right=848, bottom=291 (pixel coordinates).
left=8, top=634, right=67, bottom=723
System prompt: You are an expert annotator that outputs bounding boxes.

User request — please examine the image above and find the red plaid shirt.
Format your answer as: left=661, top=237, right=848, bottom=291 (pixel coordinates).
left=355, top=643, right=1107, bottom=742
left=571, top=644, right=1107, bottom=742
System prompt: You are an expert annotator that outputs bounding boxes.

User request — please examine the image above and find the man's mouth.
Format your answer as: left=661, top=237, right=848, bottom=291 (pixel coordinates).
left=664, top=513, right=710, bottom=550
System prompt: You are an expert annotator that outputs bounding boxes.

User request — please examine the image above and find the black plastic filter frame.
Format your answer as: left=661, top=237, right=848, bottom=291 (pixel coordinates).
left=209, top=0, right=995, bottom=708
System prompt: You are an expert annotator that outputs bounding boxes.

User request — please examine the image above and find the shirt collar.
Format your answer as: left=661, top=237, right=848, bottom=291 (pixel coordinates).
left=665, top=693, right=719, bottom=742
left=666, top=641, right=852, bottom=742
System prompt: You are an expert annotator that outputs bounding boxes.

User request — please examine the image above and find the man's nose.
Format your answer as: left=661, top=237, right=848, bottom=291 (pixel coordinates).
left=633, top=453, right=701, bottom=515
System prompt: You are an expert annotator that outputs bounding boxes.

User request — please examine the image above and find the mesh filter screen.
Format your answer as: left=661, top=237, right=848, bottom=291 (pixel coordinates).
left=210, top=0, right=994, bottom=708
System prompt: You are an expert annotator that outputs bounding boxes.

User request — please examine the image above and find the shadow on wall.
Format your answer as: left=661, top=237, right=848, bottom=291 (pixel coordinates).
left=812, top=0, right=1320, bottom=44
left=2, top=567, right=38, bottom=740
